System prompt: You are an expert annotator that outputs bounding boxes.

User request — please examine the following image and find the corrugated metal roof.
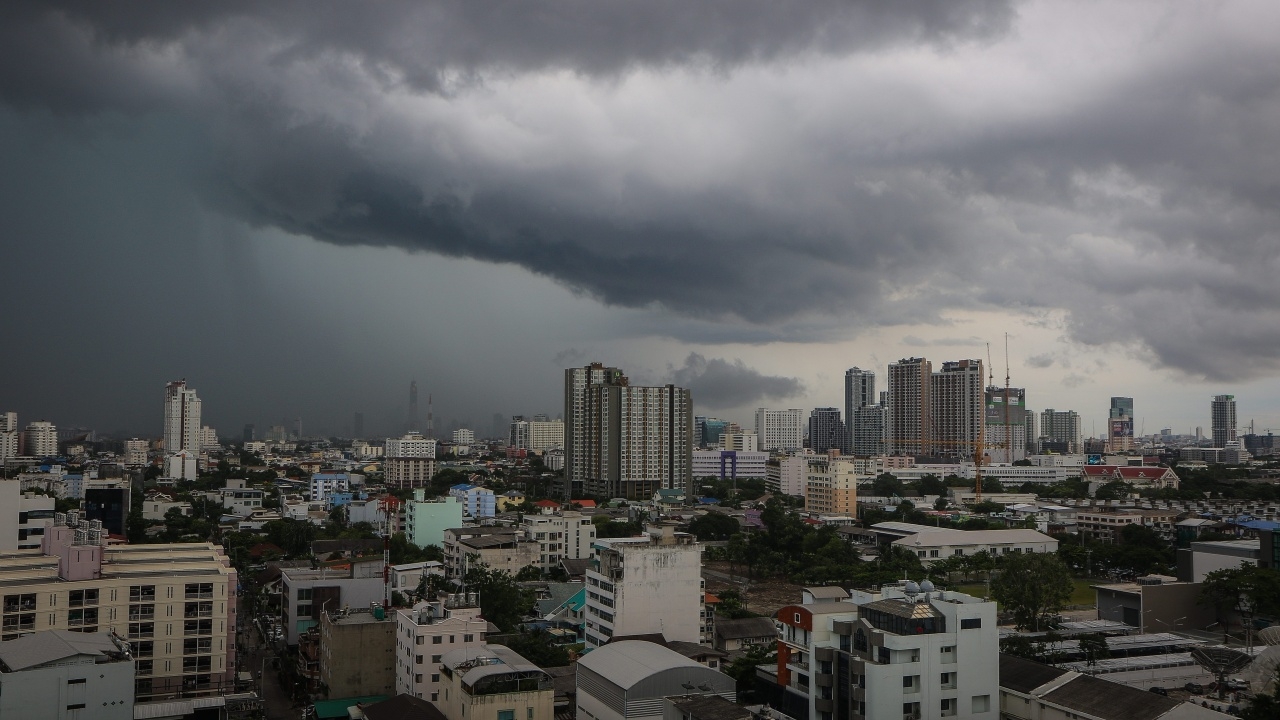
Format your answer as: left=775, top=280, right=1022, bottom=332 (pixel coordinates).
left=577, top=641, right=701, bottom=689
left=133, top=700, right=195, bottom=719
left=0, top=629, right=118, bottom=671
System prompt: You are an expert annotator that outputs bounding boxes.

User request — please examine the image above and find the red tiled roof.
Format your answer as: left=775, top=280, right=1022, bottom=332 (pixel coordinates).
left=533, top=499, right=560, bottom=508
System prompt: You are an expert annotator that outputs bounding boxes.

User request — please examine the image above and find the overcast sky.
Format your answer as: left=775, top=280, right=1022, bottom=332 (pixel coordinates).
left=3, top=0, right=1280, bottom=440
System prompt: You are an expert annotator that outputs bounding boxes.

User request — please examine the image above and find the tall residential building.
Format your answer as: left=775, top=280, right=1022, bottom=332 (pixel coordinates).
left=755, top=408, right=806, bottom=452
left=807, top=408, right=846, bottom=454
left=0, top=524, right=237, bottom=702
left=510, top=418, right=564, bottom=451
left=844, top=367, right=876, bottom=454
left=887, top=358, right=932, bottom=456
left=0, top=480, right=55, bottom=550
left=0, top=412, right=18, bottom=463
left=451, top=428, right=474, bottom=446
left=930, top=359, right=985, bottom=461
left=851, top=404, right=887, bottom=457
left=1211, top=395, right=1237, bottom=448
left=984, top=386, right=1027, bottom=464
left=124, top=438, right=149, bottom=466
left=583, top=524, right=703, bottom=648
left=1024, top=409, right=1038, bottom=454
left=565, top=363, right=626, bottom=495
left=23, top=420, right=58, bottom=458
left=568, top=366, right=692, bottom=499
left=1040, top=409, right=1081, bottom=453
left=1108, top=396, right=1134, bottom=453
left=386, top=432, right=437, bottom=459
left=163, top=380, right=201, bottom=455
left=803, top=457, right=858, bottom=515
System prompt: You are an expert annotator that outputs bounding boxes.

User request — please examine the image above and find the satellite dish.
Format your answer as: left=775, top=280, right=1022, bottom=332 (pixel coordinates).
left=1258, top=626, right=1280, bottom=646
left=1190, top=646, right=1253, bottom=697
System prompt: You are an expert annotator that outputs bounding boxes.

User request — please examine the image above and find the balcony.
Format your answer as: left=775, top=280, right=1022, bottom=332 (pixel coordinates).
left=815, top=699, right=834, bottom=713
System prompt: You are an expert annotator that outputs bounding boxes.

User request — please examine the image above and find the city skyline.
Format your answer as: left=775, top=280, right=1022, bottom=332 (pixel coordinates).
left=4, top=2, right=1280, bottom=440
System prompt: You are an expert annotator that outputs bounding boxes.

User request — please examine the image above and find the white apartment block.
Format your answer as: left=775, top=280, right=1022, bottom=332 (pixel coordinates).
left=214, top=479, right=264, bottom=516
left=767, top=453, right=810, bottom=497
left=755, top=408, right=806, bottom=452
left=200, top=426, right=219, bottom=452
left=163, top=380, right=201, bottom=455
left=451, top=429, right=475, bottom=446
left=774, top=582, right=998, bottom=720
left=692, top=450, right=769, bottom=482
left=890, top=528, right=1058, bottom=564
left=309, top=474, right=353, bottom=504
left=24, top=421, right=58, bottom=458
left=0, top=480, right=55, bottom=551
left=386, top=432, right=438, bottom=459
left=521, top=510, right=596, bottom=569
left=395, top=595, right=488, bottom=703
left=527, top=420, right=564, bottom=451
left=584, top=525, right=704, bottom=648
left=164, top=450, right=198, bottom=481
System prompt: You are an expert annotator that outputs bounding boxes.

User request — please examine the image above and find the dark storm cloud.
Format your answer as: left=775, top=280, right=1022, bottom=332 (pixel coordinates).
left=668, top=353, right=804, bottom=410
left=1, top=0, right=1279, bottom=388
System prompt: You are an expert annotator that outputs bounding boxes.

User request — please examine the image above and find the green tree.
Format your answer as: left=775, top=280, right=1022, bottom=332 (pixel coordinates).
left=1199, top=566, right=1280, bottom=641
left=724, top=643, right=775, bottom=698
left=981, top=476, right=1004, bottom=493
left=687, top=513, right=741, bottom=541
left=499, top=630, right=574, bottom=667
left=1077, top=633, right=1110, bottom=666
left=462, top=562, right=535, bottom=633
left=872, top=473, right=904, bottom=498
left=989, top=552, right=1073, bottom=631
left=915, top=474, right=947, bottom=496
left=126, top=508, right=149, bottom=544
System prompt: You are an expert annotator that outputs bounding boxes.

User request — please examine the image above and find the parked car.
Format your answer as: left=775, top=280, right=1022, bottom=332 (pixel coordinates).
left=1184, top=682, right=1205, bottom=694
left=1148, top=687, right=1168, bottom=696
left=1226, top=678, right=1248, bottom=690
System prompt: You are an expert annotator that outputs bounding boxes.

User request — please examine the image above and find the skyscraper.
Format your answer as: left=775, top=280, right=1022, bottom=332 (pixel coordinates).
left=1211, top=395, right=1237, bottom=448
left=0, top=412, right=17, bottom=463
left=564, top=363, right=626, bottom=496
left=844, top=367, right=876, bottom=454
left=807, top=407, right=846, bottom=454
left=582, top=381, right=692, bottom=499
left=984, top=386, right=1026, bottom=464
left=754, top=408, right=805, bottom=451
left=931, top=359, right=985, bottom=461
left=23, top=421, right=58, bottom=458
left=851, top=404, right=886, bottom=457
left=887, top=357, right=931, bottom=456
left=1108, top=396, right=1134, bottom=452
left=1040, top=409, right=1081, bottom=453
left=163, top=379, right=201, bottom=455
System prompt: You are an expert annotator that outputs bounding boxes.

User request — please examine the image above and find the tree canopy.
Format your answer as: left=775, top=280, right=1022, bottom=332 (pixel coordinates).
left=989, top=552, right=1073, bottom=631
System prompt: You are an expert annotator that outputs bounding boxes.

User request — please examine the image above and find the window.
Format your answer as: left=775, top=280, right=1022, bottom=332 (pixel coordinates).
left=184, top=601, right=213, bottom=618
left=971, top=695, right=991, bottom=713
left=297, top=588, right=313, bottom=601
left=67, top=678, right=86, bottom=685
left=903, top=676, right=913, bottom=688
left=134, top=641, right=154, bottom=658
left=68, top=590, right=98, bottom=608
left=953, top=549, right=964, bottom=556
left=498, top=711, right=515, bottom=720
left=67, top=704, right=86, bottom=710
left=129, top=604, right=155, bottom=621
left=136, top=660, right=153, bottom=676
left=69, top=608, right=99, bottom=626
left=129, top=585, right=156, bottom=602
left=416, top=655, right=423, bottom=664
left=432, top=655, right=442, bottom=663
left=416, top=636, right=424, bottom=645
left=432, top=635, right=443, bottom=644
left=940, top=646, right=955, bottom=654
left=432, top=673, right=440, bottom=682
left=129, top=622, right=155, bottom=639
left=431, top=693, right=438, bottom=701
left=464, top=634, right=473, bottom=642
left=184, top=583, right=214, bottom=599
left=960, top=618, right=982, bottom=630
left=528, top=709, right=534, bottom=720
left=414, top=674, right=424, bottom=683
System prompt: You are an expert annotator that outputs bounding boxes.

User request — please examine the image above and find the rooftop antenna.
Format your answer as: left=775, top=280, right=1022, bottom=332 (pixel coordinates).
left=1004, top=332, right=1012, bottom=465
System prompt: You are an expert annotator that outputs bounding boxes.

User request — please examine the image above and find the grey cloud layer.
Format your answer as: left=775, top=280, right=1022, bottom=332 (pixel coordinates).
left=3, top=0, right=1280, bottom=383
left=668, top=354, right=805, bottom=410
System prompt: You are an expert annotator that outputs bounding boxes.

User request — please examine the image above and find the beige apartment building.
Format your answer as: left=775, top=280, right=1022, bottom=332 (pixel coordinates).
left=0, top=522, right=237, bottom=701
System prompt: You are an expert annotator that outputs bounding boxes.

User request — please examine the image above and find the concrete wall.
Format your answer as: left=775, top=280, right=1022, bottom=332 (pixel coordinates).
left=320, top=613, right=396, bottom=698
left=0, top=654, right=134, bottom=720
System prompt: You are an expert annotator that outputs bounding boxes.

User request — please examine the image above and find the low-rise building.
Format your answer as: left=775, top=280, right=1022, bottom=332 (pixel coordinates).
left=692, top=450, right=768, bottom=481
left=406, top=493, right=465, bottom=549
left=437, top=644, right=553, bottom=720
left=584, top=524, right=704, bottom=649
left=892, top=529, right=1058, bottom=564
left=0, top=630, right=135, bottom=720
left=576, top=640, right=734, bottom=720
left=390, top=561, right=444, bottom=596
left=713, top=616, right=779, bottom=654
left=1076, top=509, right=1178, bottom=543
left=320, top=606, right=397, bottom=699
left=394, top=594, right=488, bottom=703
left=1178, top=539, right=1259, bottom=582
left=521, top=509, right=596, bottom=571
left=442, top=527, right=524, bottom=579
left=448, top=485, right=497, bottom=519
left=1093, top=576, right=1214, bottom=634
left=280, top=558, right=385, bottom=645
left=0, top=480, right=55, bottom=550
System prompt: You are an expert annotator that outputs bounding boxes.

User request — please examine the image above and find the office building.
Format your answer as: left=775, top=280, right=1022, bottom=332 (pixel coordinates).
left=574, top=373, right=693, bottom=499
left=984, top=386, right=1027, bottom=464
left=1211, top=395, right=1237, bottom=448
left=565, top=363, right=626, bottom=495
left=720, top=432, right=758, bottom=452
left=83, top=484, right=130, bottom=536
left=394, top=595, right=488, bottom=703
left=697, top=417, right=731, bottom=449
left=887, top=358, right=932, bottom=456
left=754, top=408, right=806, bottom=452
left=0, top=524, right=237, bottom=701
left=773, top=582, right=998, bottom=720
left=1108, top=396, right=1135, bottom=453
left=162, top=380, right=201, bottom=455
left=437, top=644, right=553, bottom=720
left=584, top=524, right=703, bottom=649
left=807, top=408, right=846, bottom=454
left=0, top=630, right=135, bottom=720
left=692, top=450, right=768, bottom=483
left=930, top=359, right=985, bottom=461
left=24, top=421, right=58, bottom=458
left=1039, top=409, right=1081, bottom=453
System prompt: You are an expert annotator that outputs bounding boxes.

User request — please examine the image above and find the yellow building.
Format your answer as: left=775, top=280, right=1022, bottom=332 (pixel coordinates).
left=0, top=522, right=237, bottom=702
left=438, top=644, right=554, bottom=720
left=803, top=458, right=859, bottom=515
